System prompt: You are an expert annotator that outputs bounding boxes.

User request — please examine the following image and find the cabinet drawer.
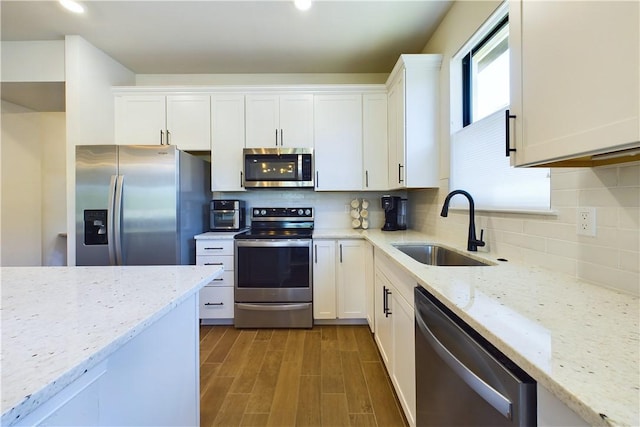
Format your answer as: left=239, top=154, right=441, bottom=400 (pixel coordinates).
left=196, top=255, right=234, bottom=271
left=196, top=240, right=234, bottom=256
left=199, top=287, right=234, bottom=319
left=204, top=270, right=234, bottom=287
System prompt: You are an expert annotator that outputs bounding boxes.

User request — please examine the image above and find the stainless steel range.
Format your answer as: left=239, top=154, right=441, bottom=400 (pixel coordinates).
left=233, top=207, right=313, bottom=328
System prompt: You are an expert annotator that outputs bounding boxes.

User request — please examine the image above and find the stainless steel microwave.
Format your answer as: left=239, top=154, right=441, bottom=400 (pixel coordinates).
left=243, top=148, right=314, bottom=188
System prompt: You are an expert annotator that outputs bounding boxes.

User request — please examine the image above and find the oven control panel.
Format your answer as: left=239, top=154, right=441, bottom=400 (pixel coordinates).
left=252, top=207, right=313, bottom=219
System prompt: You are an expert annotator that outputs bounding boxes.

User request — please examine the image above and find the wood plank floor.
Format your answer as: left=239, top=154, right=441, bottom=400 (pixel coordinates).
left=200, top=325, right=408, bottom=427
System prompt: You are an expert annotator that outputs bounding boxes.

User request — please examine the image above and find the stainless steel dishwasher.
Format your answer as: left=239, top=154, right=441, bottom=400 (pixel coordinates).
left=414, top=287, right=536, bottom=426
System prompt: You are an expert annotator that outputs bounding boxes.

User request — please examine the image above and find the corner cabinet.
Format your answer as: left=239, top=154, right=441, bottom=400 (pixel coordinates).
left=211, top=94, right=246, bottom=191
left=508, top=0, right=640, bottom=167
left=314, top=94, right=363, bottom=191
left=114, top=93, right=211, bottom=150
left=313, top=239, right=367, bottom=321
left=245, top=93, right=314, bottom=148
left=386, top=54, right=441, bottom=189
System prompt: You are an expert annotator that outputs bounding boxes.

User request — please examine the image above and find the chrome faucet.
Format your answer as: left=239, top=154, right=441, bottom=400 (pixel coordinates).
left=440, top=190, right=485, bottom=252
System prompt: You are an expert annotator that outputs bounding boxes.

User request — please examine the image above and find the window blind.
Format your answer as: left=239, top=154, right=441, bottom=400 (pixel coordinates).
left=450, top=109, right=550, bottom=211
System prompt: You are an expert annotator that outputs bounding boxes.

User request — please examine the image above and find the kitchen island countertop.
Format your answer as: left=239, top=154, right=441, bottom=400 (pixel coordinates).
left=324, top=228, right=638, bottom=426
left=1, top=265, right=223, bottom=425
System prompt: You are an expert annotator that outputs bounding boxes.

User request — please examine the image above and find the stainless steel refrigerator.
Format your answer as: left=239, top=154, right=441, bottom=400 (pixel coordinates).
left=76, top=145, right=210, bottom=266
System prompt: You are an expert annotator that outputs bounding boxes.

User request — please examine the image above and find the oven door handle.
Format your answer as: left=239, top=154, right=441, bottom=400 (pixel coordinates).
left=235, top=239, right=311, bottom=248
left=235, top=303, right=310, bottom=311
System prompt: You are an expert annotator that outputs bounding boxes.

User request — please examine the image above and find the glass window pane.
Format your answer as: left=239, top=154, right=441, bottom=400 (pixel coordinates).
left=472, top=24, right=510, bottom=122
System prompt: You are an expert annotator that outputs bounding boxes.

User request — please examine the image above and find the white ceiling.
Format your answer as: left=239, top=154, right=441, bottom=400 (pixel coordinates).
left=0, top=0, right=453, bottom=75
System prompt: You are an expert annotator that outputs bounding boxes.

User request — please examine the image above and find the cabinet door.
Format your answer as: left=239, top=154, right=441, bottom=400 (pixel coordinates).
left=392, top=292, right=416, bottom=426
left=211, top=94, right=246, bottom=191
left=387, top=74, right=405, bottom=188
left=337, top=240, right=366, bottom=319
left=166, top=95, right=211, bottom=151
left=314, top=94, right=363, bottom=191
left=115, top=95, right=166, bottom=146
left=279, top=94, right=314, bottom=148
left=374, top=268, right=393, bottom=369
left=313, top=240, right=336, bottom=319
left=510, top=0, right=639, bottom=166
left=245, top=95, right=279, bottom=148
left=363, top=93, right=389, bottom=191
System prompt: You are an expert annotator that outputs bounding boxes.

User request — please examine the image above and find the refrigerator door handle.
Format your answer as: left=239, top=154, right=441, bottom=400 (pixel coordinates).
left=114, top=175, right=125, bottom=265
left=107, top=175, right=118, bottom=265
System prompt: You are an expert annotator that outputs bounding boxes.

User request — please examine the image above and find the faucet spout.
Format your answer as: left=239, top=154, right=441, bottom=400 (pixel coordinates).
left=440, top=190, right=485, bottom=252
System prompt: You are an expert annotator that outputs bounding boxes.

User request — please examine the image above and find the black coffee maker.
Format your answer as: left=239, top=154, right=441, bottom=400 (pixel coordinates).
left=381, top=196, right=407, bottom=231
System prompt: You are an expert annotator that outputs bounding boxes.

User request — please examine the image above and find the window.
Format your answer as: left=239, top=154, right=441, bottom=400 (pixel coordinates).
left=450, top=3, right=550, bottom=212
left=462, top=16, right=509, bottom=126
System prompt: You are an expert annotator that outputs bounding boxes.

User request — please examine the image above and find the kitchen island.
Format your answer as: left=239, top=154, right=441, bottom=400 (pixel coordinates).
left=314, top=228, right=639, bottom=426
left=1, top=265, right=222, bottom=426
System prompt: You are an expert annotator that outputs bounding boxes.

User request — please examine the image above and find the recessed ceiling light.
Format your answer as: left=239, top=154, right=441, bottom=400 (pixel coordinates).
left=294, top=0, right=312, bottom=11
left=59, top=0, right=85, bottom=14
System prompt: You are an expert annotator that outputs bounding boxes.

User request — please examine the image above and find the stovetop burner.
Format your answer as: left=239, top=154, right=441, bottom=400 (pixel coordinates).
left=234, top=207, right=314, bottom=240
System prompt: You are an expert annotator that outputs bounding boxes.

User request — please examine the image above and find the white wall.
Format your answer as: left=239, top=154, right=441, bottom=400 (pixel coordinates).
left=410, top=1, right=640, bottom=296
left=64, top=35, right=136, bottom=265
left=1, top=101, right=67, bottom=266
left=1, top=41, right=65, bottom=82
left=41, top=113, right=67, bottom=266
left=136, top=73, right=388, bottom=86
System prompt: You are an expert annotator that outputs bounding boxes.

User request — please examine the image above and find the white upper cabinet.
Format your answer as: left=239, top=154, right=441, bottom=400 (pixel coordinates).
left=386, top=54, right=441, bottom=189
left=363, top=93, right=389, bottom=191
left=314, top=94, right=363, bottom=191
left=114, top=94, right=211, bottom=150
left=211, top=94, right=246, bottom=192
left=245, top=93, right=314, bottom=148
left=508, top=0, right=639, bottom=167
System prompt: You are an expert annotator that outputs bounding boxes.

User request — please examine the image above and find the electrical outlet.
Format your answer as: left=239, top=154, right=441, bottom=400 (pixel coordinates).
left=577, top=207, right=596, bottom=237
left=344, top=204, right=350, bottom=213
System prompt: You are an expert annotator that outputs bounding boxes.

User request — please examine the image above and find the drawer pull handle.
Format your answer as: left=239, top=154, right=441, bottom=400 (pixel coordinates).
left=205, top=247, right=224, bottom=250
left=205, top=262, right=224, bottom=266
left=204, top=302, right=224, bottom=306
left=213, top=278, right=224, bottom=281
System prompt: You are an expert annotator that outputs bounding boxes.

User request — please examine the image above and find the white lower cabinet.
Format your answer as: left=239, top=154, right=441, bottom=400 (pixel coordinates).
left=196, top=238, right=235, bottom=322
left=363, top=240, right=375, bottom=332
left=374, top=249, right=416, bottom=426
left=537, top=384, right=588, bottom=426
left=313, top=238, right=367, bottom=320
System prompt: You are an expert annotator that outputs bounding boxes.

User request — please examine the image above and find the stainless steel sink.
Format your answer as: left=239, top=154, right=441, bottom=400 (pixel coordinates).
left=392, top=244, right=492, bottom=267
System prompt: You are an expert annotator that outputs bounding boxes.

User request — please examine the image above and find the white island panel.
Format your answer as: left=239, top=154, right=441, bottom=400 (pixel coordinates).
left=1, top=265, right=222, bottom=426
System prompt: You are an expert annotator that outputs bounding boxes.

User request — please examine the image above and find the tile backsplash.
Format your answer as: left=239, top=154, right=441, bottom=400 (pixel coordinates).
left=212, top=190, right=405, bottom=231
left=409, top=163, right=640, bottom=296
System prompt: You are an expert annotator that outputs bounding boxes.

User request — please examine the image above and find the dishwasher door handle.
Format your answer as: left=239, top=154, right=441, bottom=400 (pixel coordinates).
left=416, top=313, right=513, bottom=419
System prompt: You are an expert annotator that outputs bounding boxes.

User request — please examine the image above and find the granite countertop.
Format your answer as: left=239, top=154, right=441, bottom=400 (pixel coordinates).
left=1, top=265, right=223, bottom=425
left=315, top=228, right=639, bottom=426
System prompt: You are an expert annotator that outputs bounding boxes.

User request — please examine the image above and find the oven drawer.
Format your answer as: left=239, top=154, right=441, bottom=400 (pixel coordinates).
left=199, top=287, right=234, bottom=319
left=196, top=254, right=234, bottom=271
left=203, top=270, right=234, bottom=287
left=196, top=240, right=234, bottom=256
